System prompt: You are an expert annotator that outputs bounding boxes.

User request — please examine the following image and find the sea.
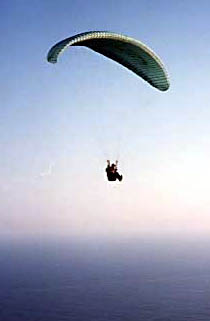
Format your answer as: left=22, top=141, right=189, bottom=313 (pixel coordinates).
left=1, top=235, right=210, bottom=321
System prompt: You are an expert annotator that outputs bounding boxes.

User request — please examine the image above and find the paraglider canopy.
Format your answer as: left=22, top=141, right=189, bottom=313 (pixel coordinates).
left=47, top=31, right=170, bottom=91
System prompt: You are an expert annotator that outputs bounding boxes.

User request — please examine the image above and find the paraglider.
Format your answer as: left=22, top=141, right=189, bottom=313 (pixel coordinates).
left=106, top=160, right=123, bottom=182
left=47, top=31, right=170, bottom=182
left=47, top=31, right=170, bottom=91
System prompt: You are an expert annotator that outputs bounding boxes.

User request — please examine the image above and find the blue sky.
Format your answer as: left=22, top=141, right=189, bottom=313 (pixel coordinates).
left=1, top=0, right=210, bottom=238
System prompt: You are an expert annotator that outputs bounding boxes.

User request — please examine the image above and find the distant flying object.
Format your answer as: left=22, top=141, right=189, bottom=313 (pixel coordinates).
left=39, top=162, right=54, bottom=178
left=47, top=31, right=170, bottom=91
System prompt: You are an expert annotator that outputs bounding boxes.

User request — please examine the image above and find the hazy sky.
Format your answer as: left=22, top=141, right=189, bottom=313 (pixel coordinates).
left=1, top=0, right=210, bottom=238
